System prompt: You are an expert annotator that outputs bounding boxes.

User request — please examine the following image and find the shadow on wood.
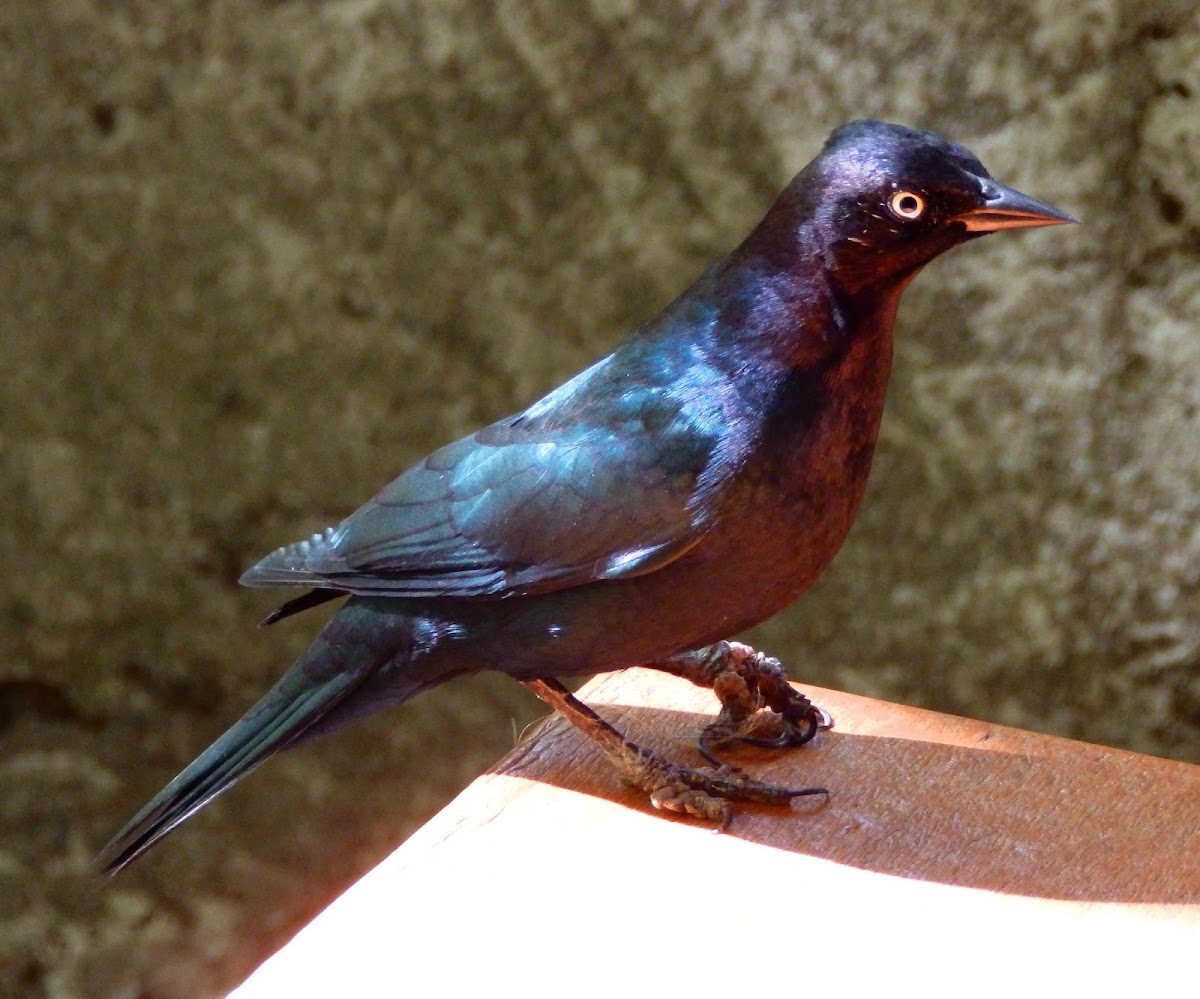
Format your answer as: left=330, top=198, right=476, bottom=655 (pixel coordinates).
left=499, top=671, right=1200, bottom=905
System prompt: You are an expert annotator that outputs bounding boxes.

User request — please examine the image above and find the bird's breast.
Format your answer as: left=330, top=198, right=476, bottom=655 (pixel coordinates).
left=698, top=321, right=896, bottom=623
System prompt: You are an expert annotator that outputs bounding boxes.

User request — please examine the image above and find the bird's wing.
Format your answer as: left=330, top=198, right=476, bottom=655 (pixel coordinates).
left=240, top=349, right=741, bottom=599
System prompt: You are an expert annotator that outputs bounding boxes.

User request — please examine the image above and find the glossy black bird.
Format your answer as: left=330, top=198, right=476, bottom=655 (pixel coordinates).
left=99, top=120, right=1075, bottom=873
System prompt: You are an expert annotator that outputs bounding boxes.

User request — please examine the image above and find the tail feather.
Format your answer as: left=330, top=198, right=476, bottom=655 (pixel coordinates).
left=97, top=671, right=359, bottom=876
left=99, top=596, right=451, bottom=875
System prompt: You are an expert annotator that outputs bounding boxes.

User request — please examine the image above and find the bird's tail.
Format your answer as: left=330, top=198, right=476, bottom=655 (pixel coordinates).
left=97, top=667, right=362, bottom=876
left=97, top=597, right=432, bottom=876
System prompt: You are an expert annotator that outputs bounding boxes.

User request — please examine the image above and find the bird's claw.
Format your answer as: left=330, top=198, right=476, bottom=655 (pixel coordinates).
left=671, top=639, right=832, bottom=766
left=740, top=695, right=832, bottom=748
left=698, top=708, right=820, bottom=764
left=650, top=783, right=734, bottom=829
left=608, top=746, right=827, bottom=830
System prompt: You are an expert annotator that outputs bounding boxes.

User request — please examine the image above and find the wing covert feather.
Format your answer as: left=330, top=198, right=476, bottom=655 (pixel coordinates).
left=241, top=342, right=744, bottom=598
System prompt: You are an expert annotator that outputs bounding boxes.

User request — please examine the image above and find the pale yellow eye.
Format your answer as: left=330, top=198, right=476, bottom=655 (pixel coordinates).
left=889, top=190, right=925, bottom=220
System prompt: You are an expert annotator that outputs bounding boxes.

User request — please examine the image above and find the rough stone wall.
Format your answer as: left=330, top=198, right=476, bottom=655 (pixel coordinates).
left=3, top=1, right=1197, bottom=995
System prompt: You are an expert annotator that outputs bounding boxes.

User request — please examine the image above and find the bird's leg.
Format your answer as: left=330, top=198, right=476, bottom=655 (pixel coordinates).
left=647, top=641, right=832, bottom=767
left=522, top=677, right=825, bottom=827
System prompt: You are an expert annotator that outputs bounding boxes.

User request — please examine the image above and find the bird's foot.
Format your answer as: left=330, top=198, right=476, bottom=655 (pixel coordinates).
left=521, top=677, right=827, bottom=829
left=603, top=744, right=826, bottom=829
left=650, top=641, right=832, bottom=766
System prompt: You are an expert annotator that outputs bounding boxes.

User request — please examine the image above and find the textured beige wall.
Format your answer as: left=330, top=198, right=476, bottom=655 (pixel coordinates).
left=4, top=1, right=1198, bottom=994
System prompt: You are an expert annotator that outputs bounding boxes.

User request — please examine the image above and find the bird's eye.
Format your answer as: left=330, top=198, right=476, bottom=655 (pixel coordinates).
left=888, top=190, right=926, bottom=221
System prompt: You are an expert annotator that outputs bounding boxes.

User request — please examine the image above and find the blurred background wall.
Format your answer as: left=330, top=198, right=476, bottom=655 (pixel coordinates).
left=3, top=1, right=1198, bottom=994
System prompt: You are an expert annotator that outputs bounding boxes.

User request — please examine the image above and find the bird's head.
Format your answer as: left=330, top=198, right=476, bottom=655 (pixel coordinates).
left=796, top=120, right=1076, bottom=294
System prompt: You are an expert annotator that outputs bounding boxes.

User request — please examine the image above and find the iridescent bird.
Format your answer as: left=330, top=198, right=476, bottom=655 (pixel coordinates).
left=100, top=120, right=1075, bottom=874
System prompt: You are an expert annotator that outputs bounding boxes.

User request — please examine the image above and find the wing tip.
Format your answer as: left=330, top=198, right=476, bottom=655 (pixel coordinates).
left=240, top=527, right=342, bottom=588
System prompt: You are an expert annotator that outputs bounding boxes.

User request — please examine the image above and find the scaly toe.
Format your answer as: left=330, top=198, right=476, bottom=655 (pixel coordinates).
left=649, top=784, right=732, bottom=826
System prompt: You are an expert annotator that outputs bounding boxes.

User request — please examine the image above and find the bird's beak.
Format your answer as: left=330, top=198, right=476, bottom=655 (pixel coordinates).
left=960, top=181, right=1079, bottom=232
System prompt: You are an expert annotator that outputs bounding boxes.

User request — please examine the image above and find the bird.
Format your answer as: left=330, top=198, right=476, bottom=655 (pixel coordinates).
left=99, top=120, right=1075, bottom=874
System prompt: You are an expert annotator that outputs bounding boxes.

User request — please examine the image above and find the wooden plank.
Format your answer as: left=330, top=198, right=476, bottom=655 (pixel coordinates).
left=235, top=669, right=1200, bottom=997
